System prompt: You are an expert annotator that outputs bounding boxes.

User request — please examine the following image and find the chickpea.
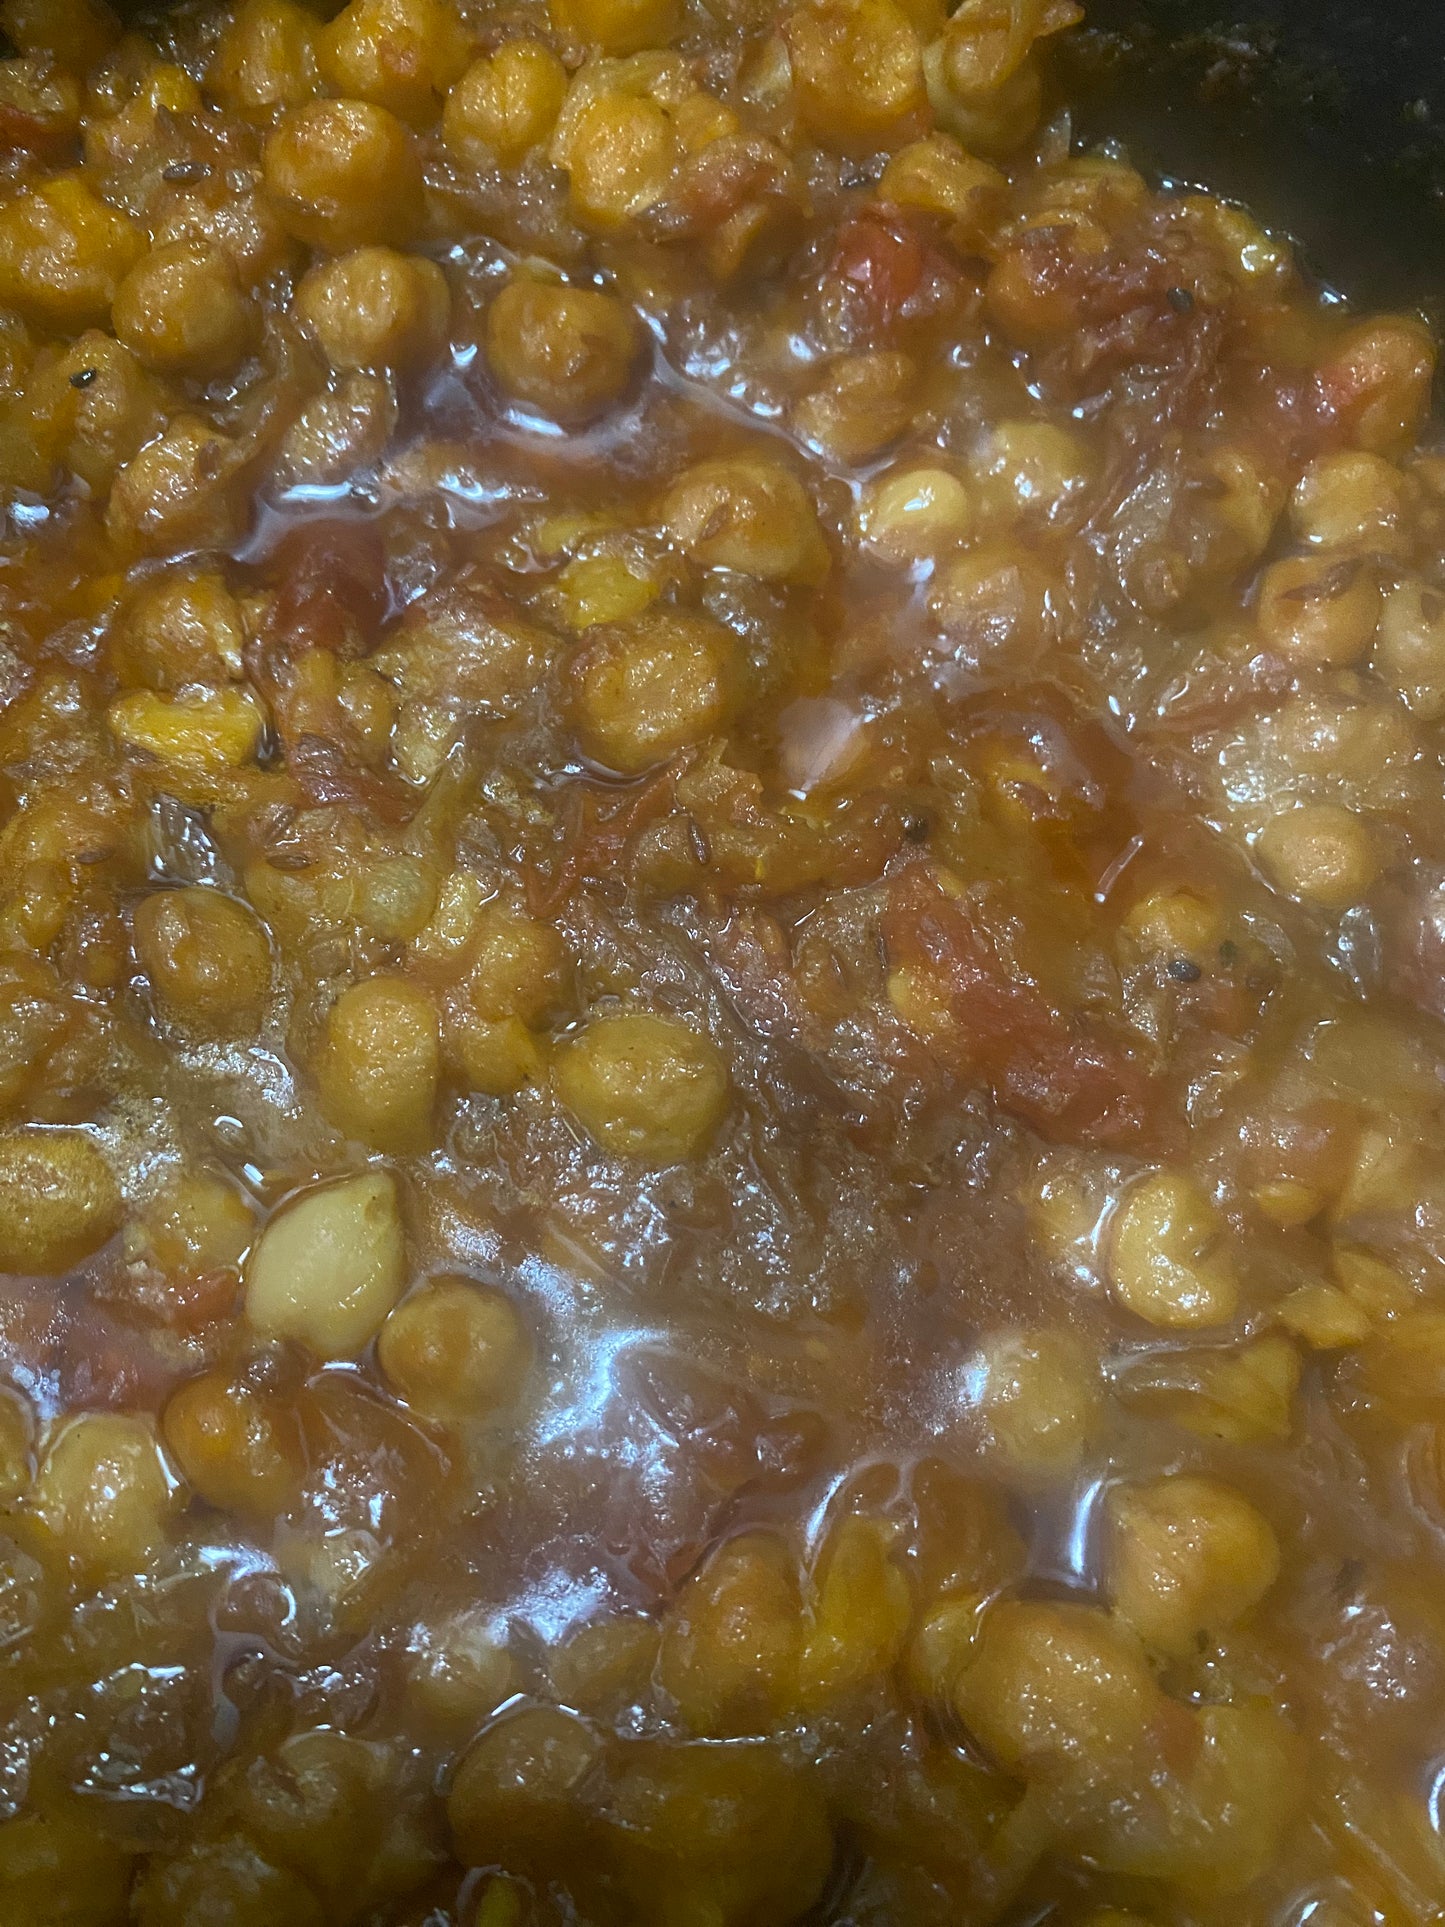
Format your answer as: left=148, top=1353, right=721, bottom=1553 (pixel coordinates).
left=274, top=369, right=397, bottom=489
left=661, top=456, right=828, bottom=583
left=1373, top=576, right=1445, bottom=717
left=878, top=131, right=1005, bottom=226
left=954, top=1599, right=1158, bottom=1780
left=263, top=98, right=422, bottom=251
left=111, top=572, right=246, bottom=692
left=448, top=1704, right=601, bottom=1871
left=552, top=1614, right=660, bottom=1718
left=315, top=975, right=440, bottom=1154
left=106, top=416, right=250, bottom=557
left=112, top=242, right=259, bottom=380
left=443, top=39, right=567, bottom=166
left=549, top=0, right=679, bottom=56
left=571, top=608, right=737, bottom=773
left=556, top=89, right=678, bottom=230
left=1316, top=315, right=1437, bottom=455
left=108, top=685, right=266, bottom=780
left=924, top=12, right=1046, bottom=156
left=1290, top=450, right=1408, bottom=553
left=658, top=1531, right=802, bottom=1735
left=134, top=887, right=271, bottom=1034
left=319, top=0, right=468, bottom=123
left=783, top=0, right=928, bottom=156
left=798, top=1515, right=911, bottom=1709
left=792, top=350, right=917, bottom=467
left=162, top=1370, right=301, bottom=1518
left=0, top=1129, right=120, bottom=1274
left=24, top=329, right=165, bottom=497
left=295, top=247, right=448, bottom=374
left=1107, top=1474, right=1280, bottom=1660
left=0, top=1386, right=32, bottom=1502
left=485, top=278, right=642, bottom=425
left=974, top=1328, right=1102, bottom=1479
left=1122, top=885, right=1224, bottom=963
left=858, top=465, right=971, bottom=563
left=244, top=1169, right=407, bottom=1359
left=405, top=1606, right=518, bottom=1731
left=554, top=1010, right=729, bottom=1161
left=377, top=1278, right=531, bottom=1420
left=0, top=0, right=118, bottom=67
left=209, top=0, right=320, bottom=116
left=466, top=907, right=566, bottom=1024
left=1256, top=803, right=1379, bottom=911
left=928, top=541, right=1052, bottom=668
left=138, top=1170, right=254, bottom=1276
left=971, top=419, right=1094, bottom=529
left=1255, top=553, right=1382, bottom=668
left=30, top=1412, right=177, bottom=1576
left=1108, top=1169, right=1239, bottom=1328
left=0, top=172, right=142, bottom=332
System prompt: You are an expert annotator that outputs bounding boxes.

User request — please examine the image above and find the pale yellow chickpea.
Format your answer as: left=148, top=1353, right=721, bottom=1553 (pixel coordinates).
left=974, top=1328, right=1102, bottom=1479
left=110, top=572, right=246, bottom=692
left=661, top=456, right=828, bottom=583
left=1289, top=450, right=1408, bottom=553
left=443, top=38, right=568, bottom=165
left=0, top=1129, right=120, bottom=1274
left=783, top=0, right=928, bottom=155
left=858, top=465, right=971, bottom=562
left=1108, top=1169, right=1239, bottom=1328
left=554, top=1010, right=730, bottom=1161
left=0, top=172, right=143, bottom=332
left=971, top=419, right=1094, bottom=528
left=263, top=98, right=422, bottom=250
left=549, top=0, right=679, bottom=56
left=30, top=1412, right=177, bottom=1576
left=657, top=1530, right=802, bottom=1735
left=466, top=907, right=566, bottom=1025
left=295, top=247, right=448, bottom=373
left=791, top=350, right=916, bottom=467
left=315, top=974, right=440, bottom=1153
left=1373, top=576, right=1445, bottom=717
left=112, top=241, right=259, bottom=379
left=1255, top=552, right=1382, bottom=667
left=319, top=0, right=468, bottom=123
left=571, top=608, right=737, bottom=773
left=377, top=1277, right=531, bottom=1420
left=245, top=1169, right=407, bottom=1358
left=878, top=131, right=1005, bottom=226
left=485, top=278, right=642, bottom=425
left=1121, top=885, right=1224, bottom=963
left=209, top=0, right=320, bottom=116
left=1107, top=1473, right=1280, bottom=1660
left=1256, top=803, right=1379, bottom=911
left=133, top=887, right=272, bottom=1034
left=405, top=1606, right=518, bottom=1731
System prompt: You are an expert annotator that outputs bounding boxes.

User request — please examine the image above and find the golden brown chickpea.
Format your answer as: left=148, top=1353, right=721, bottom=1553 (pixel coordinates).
left=1108, top=1169, right=1239, bottom=1329
left=1256, top=802, right=1380, bottom=911
left=783, top=0, right=928, bottom=155
left=465, top=906, right=566, bottom=1025
left=658, top=1531, right=803, bottom=1735
left=448, top=1704, right=602, bottom=1872
left=377, top=1277, right=531, bottom=1420
left=974, top=1328, right=1102, bottom=1479
left=113, top=242, right=259, bottom=379
left=209, top=0, right=320, bottom=115
left=404, top=1607, right=518, bottom=1733
left=791, top=350, right=917, bottom=466
left=970, top=419, right=1095, bottom=529
left=319, top=0, right=469, bottom=124
left=1255, top=553, right=1382, bottom=667
left=798, top=1515, right=911, bottom=1709
left=442, top=39, right=568, bottom=166
left=1290, top=450, right=1408, bottom=553
left=661, top=456, right=828, bottom=583
left=137, top=1170, right=254, bottom=1277
left=1373, top=576, right=1445, bottom=717
left=553, top=1010, right=730, bottom=1161
left=0, top=0, right=117, bottom=68
left=314, top=975, right=439, bottom=1154
left=133, top=887, right=271, bottom=1034
left=1107, top=1474, right=1280, bottom=1660
left=263, top=98, right=423, bottom=251
left=0, top=173, right=142, bottom=332
left=106, top=416, right=250, bottom=557
left=162, top=1370, right=301, bottom=1518
left=31, top=1411, right=177, bottom=1576
left=858, top=464, right=971, bottom=561
left=1316, top=314, right=1437, bottom=455
left=24, top=329, right=166, bottom=497
left=0, top=1129, right=120, bottom=1274
left=549, top=0, right=679, bottom=56
left=571, top=608, right=737, bottom=772
left=110, top=572, right=246, bottom=692
left=296, top=246, right=448, bottom=373
left=928, top=541, right=1053, bottom=669
left=485, top=277, right=642, bottom=425
left=878, top=130, right=1005, bottom=225
left=554, top=86, right=679, bottom=230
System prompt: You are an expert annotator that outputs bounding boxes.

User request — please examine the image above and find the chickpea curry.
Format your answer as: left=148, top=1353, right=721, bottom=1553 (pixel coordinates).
left=0, top=0, right=1443, bottom=1919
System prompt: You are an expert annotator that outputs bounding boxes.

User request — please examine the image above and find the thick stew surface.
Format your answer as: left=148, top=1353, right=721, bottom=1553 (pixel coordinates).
left=0, top=0, right=1443, bottom=1920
